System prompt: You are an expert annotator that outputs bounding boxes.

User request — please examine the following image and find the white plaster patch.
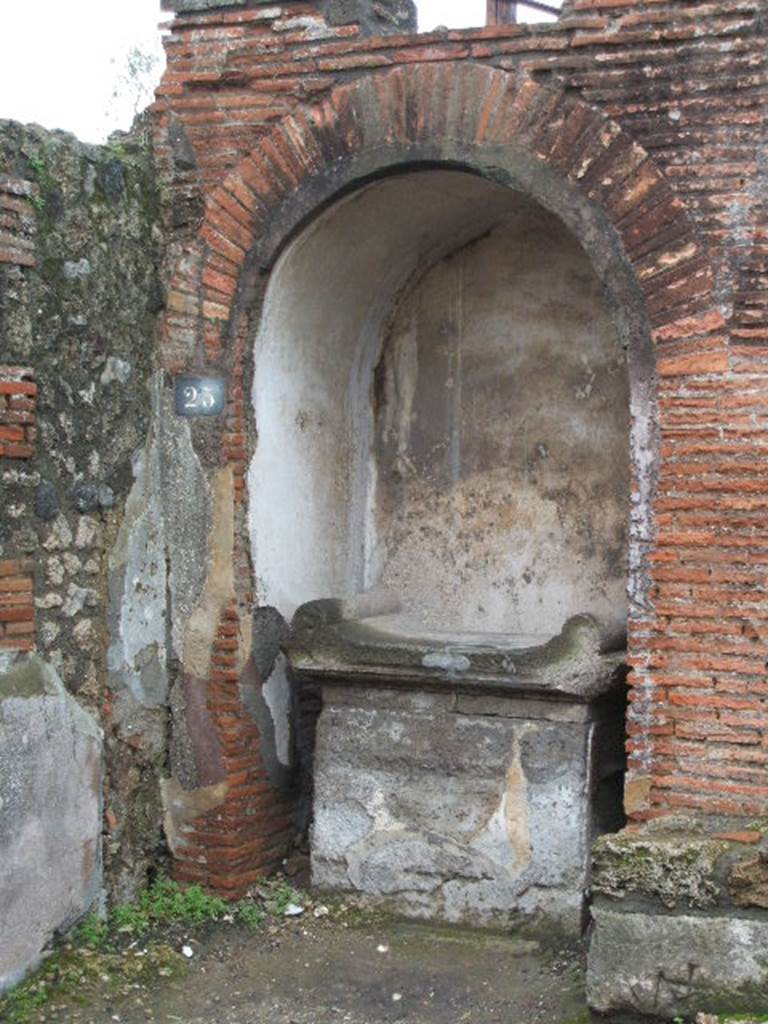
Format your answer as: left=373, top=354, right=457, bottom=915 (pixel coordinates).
left=160, top=396, right=212, bottom=663
left=63, top=258, right=91, bottom=280
left=273, top=15, right=334, bottom=37
left=262, top=653, right=293, bottom=767
left=183, top=467, right=235, bottom=677
left=421, top=652, right=471, bottom=674
left=100, top=357, right=131, bottom=386
left=107, top=437, right=168, bottom=708
left=249, top=170, right=629, bottom=643
left=249, top=172, right=521, bottom=619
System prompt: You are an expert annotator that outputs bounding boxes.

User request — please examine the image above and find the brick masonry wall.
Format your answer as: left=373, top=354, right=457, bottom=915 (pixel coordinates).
left=1, top=325, right=37, bottom=659
left=0, top=176, right=38, bottom=653
left=173, top=604, right=296, bottom=895
left=0, top=173, right=38, bottom=656
left=167, top=319, right=297, bottom=894
left=151, top=0, right=768, bottom=889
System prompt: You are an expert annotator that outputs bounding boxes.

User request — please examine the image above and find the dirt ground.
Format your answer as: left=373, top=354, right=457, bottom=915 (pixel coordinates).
left=34, top=913, right=589, bottom=1024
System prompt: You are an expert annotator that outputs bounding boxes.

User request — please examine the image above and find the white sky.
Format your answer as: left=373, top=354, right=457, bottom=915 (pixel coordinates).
left=0, top=1, right=559, bottom=143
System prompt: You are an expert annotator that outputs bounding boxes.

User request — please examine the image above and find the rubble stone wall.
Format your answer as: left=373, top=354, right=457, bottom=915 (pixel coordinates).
left=0, top=119, right=164, bottom=902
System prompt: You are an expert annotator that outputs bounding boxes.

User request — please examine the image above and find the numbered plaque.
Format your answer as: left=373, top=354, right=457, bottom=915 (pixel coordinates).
left=174, top=376, right=225, bottom=418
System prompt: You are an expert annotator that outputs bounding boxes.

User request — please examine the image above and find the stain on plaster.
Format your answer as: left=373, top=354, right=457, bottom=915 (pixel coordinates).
left=183, top=466, right=236, bottom=677
left=161, top=776, right=229, bottom=857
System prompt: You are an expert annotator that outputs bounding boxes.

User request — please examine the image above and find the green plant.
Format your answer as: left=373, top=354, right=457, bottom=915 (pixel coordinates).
left=0, top=877, right=284, bottom=1021
left=73, top=912, right=109, bottom=949
left=0, top=976, right=51, bottom=1023
left=104, top=139, right=128, bottom=159
left=0, top=944, right=184, bottom=1023
left=235, top=900, right=265, bottom=930
left=265, top=881, right=301, bottom=915
left=109, top=875, right=232, bottom=934
left=23, top=154, right=49, bottom=214
left=108, top=44, right=161, bottom=124
left=27, top=154, right=46, bottom=179
left=139, top=875, right=228, bottom=926
left=111, top=900, right=151, bottom=935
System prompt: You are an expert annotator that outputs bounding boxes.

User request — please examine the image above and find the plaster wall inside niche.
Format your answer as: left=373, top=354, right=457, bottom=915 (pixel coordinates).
left=249, top=169, right=629, bottom=644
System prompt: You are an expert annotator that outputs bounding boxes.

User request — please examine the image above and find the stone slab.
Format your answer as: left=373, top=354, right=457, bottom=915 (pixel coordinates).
left=588, top=906, right=768, bottom=1019
left=0, top=657, right=103, bottom=992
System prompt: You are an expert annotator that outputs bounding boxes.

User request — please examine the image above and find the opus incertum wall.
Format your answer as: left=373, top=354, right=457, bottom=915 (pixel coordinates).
left=0, top=125, right=158, bottom=990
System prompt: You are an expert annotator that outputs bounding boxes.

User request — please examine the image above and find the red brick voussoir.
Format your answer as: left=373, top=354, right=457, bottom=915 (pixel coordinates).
left=165, top=62, right=717, bottom=366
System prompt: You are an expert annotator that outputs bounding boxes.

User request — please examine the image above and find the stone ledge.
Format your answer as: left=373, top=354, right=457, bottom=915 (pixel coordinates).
left=287, top=602, right=627, bottom=702
left=588, top=906, right=768, bottom=1020
left=591, top=819, right=768, bottom=915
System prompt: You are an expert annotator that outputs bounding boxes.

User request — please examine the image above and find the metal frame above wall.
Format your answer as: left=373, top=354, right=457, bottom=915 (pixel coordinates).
left=485, top=0, right=560, bottom=24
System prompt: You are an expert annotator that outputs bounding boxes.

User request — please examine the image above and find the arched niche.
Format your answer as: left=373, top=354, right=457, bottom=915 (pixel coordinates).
left=249, top=168, right=630, bottom=647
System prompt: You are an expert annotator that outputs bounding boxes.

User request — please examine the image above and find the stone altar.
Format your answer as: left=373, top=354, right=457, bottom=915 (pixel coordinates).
left=286, top=599, right=627, bottom=936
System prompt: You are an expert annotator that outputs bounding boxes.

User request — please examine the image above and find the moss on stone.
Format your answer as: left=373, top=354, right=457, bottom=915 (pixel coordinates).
left=592, top=831, right=727, bottom=910
left=0, top=942, right=184, bottom=1023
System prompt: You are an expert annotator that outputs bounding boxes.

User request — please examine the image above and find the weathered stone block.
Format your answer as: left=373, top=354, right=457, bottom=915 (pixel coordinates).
left=729, top=855, right=768, bottom=909
left=310, top=685, right=615, bottom=934
left=588, top=907, right=768, bottom=1019
left=0, top=657, right=103, bottom=992
left=591, top=828, right=728, bottom=911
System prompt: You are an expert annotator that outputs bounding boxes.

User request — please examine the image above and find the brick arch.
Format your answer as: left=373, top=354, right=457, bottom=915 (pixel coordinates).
left=164, top=60, right=722, bottom=373
left=162, top=61, right=730, bottom=894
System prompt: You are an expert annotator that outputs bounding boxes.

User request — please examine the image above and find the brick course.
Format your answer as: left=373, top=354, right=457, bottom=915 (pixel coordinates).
left=0, top=176, right=38, bottom=268
left=153, top=0, right=768, bottom=889
left=0, top=558, right=34, bottom=652
left=0, top=367, right=36, bottom=459
left=0, top=367, right=37, bottom=651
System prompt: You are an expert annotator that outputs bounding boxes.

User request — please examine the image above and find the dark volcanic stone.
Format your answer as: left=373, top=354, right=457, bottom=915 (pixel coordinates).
left=34, top=480, right=59, bottom=521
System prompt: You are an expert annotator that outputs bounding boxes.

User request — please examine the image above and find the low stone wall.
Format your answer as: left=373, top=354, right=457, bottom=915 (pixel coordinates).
left=587, top=822, right=768, bottom=1018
